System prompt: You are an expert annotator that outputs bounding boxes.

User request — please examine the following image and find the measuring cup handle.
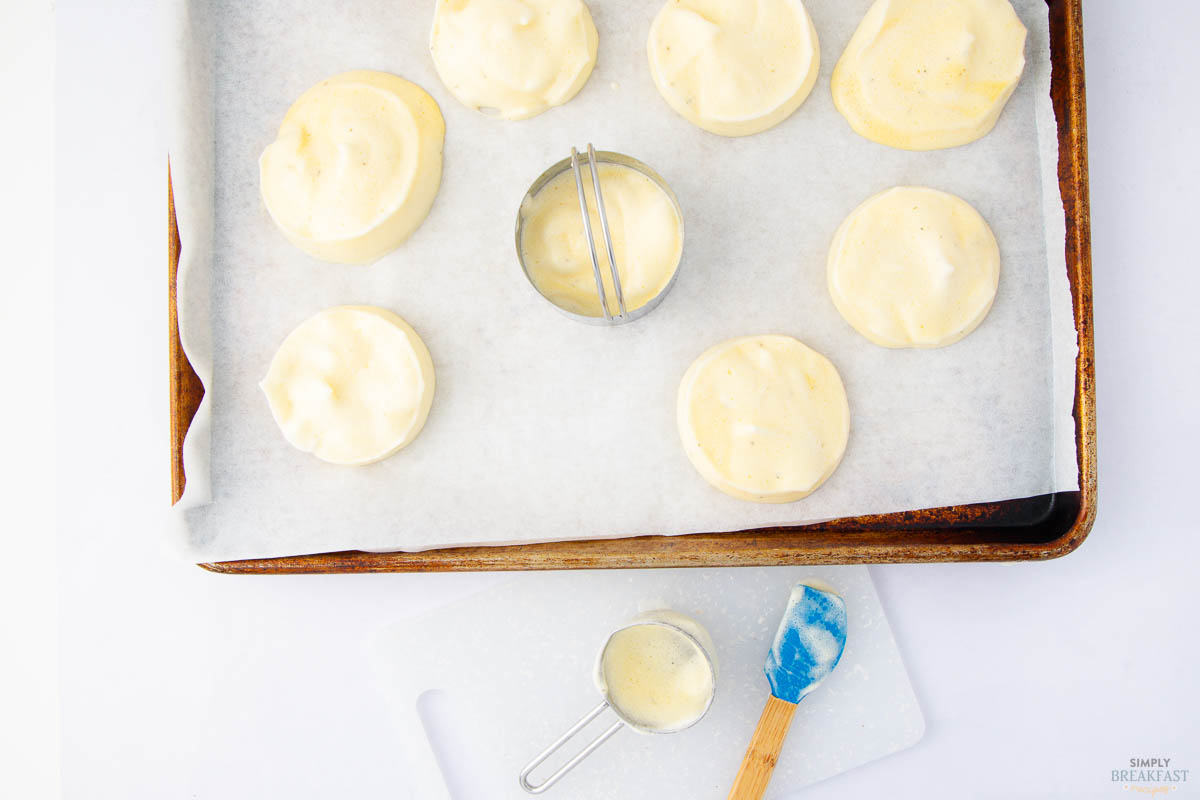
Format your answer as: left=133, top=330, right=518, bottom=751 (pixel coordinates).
left=518, top=700, right=625, bottom=794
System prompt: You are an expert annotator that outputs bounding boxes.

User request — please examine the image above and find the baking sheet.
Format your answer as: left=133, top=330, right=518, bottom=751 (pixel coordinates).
left=168, top=0, right=1078, bottom=561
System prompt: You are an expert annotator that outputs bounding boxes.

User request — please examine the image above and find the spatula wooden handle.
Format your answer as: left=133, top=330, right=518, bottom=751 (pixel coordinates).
left=727, top=694, right=798, bottom=800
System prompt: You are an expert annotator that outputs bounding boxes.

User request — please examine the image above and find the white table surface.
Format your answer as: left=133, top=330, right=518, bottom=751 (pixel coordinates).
left=36, top=0, right=1200, bottom=797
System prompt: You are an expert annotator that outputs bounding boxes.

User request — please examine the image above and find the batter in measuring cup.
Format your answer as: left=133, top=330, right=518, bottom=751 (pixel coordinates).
left=518, top=162, right=683, bottom=318
left=595, top=610, right=716, bottom=733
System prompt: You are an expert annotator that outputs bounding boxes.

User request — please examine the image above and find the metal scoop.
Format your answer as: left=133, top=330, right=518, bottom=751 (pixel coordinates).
left=727, top=581, right=849, bottom=800
left=518, top=613, right=717, bottom=794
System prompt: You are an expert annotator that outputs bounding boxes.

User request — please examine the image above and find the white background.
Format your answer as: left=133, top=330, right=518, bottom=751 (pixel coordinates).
left=3, top=0, right=1197, bottom=797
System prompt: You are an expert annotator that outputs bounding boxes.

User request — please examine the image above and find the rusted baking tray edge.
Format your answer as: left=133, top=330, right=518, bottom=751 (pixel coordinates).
left=173, top=0, right=1094, bottom=573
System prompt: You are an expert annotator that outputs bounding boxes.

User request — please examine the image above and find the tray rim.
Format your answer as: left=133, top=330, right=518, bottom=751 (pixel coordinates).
left=173, top=0, right=1094, bottom=573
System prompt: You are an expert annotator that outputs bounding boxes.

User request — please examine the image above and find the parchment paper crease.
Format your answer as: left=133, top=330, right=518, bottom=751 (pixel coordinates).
left=169, top=0, right=1079, bottom=561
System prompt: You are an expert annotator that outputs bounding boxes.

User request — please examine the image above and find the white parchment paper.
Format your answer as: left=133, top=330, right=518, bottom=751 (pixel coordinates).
left=169, top=0, right=1079, bottom=561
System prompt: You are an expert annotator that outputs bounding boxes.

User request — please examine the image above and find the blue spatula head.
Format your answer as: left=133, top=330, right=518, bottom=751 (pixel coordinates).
left=764, top=582, right=849, bottom=704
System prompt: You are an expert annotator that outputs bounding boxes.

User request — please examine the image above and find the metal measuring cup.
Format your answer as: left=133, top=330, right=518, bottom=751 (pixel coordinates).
left=518, top=611, right=718, bottom=794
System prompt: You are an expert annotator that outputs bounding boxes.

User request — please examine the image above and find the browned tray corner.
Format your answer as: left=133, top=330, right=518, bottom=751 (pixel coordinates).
left=174, top=0, right=1094, bottom=573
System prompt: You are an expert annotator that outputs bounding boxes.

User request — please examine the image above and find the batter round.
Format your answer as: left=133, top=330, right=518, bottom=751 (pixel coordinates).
left=647, top=0, right=820, bottom=137
left=827, top=186, right=1000, bottom=348
left=430, top=0, right=598, bottom=120
left=261, top=306, right=435, bottom=466
left=259, top=71, right=445, bottom=264
left=831, top=0, right=1027, bottom=150
left=677, top=335, right=850, bottom=503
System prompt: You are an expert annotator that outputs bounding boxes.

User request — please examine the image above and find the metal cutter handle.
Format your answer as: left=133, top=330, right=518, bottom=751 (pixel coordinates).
left=518, top=700, right=625, bottom=794
left=570, top=143, right=627, bottom=321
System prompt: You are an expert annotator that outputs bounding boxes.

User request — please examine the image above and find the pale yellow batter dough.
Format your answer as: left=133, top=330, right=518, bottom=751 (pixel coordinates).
left=430, top=0, right=598, bottom=120
left=259, top=71, right=445, bottom=264
left=597, top=611, right=716, bottom=732
left=831, top=0, right=1027, bottom=150
left=827, top=186, right=1000, bottom=348
left=647, top=0, right=820, bottom=137
left=519, top=161, right=683, bottom=318
left=677, top=336, right=850, bottom=503
left=261, top=306, right=435, bottom=466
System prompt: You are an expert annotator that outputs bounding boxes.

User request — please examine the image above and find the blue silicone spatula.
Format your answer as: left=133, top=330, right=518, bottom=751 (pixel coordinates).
left=727, top=582, right=849, bottom=800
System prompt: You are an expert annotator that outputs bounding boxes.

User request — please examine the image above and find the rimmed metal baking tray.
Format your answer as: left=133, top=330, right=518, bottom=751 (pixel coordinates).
left=170, top=0, right=1094, bottom=573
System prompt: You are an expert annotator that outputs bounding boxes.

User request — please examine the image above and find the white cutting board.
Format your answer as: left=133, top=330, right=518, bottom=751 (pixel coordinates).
left=369, top=567, right=923, bottom=799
